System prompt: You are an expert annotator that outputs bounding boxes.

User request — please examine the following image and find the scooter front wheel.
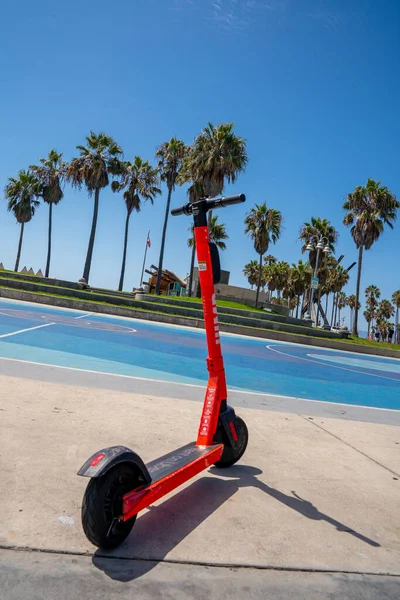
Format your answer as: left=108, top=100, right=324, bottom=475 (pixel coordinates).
left=81, top=464, right=138, bottom=549
left=214, top=416, right=248, bottom=468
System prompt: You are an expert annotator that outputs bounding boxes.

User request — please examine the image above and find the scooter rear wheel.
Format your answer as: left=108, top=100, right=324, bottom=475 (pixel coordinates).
left=214, top=416, right=248, bottom=468
left=81, top=464, right=138, bottom=549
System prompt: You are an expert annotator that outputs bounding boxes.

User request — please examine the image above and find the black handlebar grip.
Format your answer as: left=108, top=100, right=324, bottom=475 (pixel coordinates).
left=171, top=205, right=186, bottom=216
left=219, top=193, right=246, bottom=207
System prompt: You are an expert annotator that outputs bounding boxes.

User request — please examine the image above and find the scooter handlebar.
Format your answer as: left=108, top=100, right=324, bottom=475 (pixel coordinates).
left=171, top=193, right=246, bottom=217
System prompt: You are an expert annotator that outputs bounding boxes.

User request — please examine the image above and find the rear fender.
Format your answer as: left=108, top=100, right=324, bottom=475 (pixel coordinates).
left=216, top=406, right=240, bottom=450
left=77, top=445, right=151, bottom=483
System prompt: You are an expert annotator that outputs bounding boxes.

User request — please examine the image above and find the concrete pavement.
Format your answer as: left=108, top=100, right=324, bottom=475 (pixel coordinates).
left=0, top=374, right=399, bottom=598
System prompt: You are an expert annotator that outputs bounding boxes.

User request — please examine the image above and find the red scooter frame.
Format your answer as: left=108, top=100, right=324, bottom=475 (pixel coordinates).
left=78, top=193, right=248, bottom=550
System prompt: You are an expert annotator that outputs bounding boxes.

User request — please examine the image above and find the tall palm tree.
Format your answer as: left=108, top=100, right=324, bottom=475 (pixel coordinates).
left=66, top=132, right=123, bottom=283
left=287, top=260, right=312, bottom=318
left=268, top=261, right=290, bottom=300
left=346, top=294, right=361, bottom=331
left=155, top=137, right=187, bottom=294
left=299, top=217, right=338, bottom=268
left=365, top=285, right=381, bottom=335
left=343, top=178, right=399, bottom=336
left=392, top=290, right=400, bottom=343
left=181, top=122, right=247, bottom=225
left=243, top=259, right=259, bottom=289
left=331, top=266, right=350, bottom=326
left=337, top=291, right=347, bottom=325
left=188, top=215, right=228, bottom=250
left=30, top=149, right=67, bottom=277
left=378, top=299, right=395, bottom=320
left=112, top=156, right=160, bottom=291
left=364, top=307, right=375, bottom=336
left=244, top=203, right=282, bottom=308
left=5, top=170, right=40, bottom=272
left=299, top=217, right=338, bottom=318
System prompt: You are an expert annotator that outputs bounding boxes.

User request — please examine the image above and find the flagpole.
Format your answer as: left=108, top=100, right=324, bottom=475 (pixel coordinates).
left=140, top=230, right=150, bottom=286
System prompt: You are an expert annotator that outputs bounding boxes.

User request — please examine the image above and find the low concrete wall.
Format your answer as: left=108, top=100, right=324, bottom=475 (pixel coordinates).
left=1, top=287, right=399, bottom=359
left=141, top=295, right=307, bottom=326
left=215, top=283, right=268, bottom=305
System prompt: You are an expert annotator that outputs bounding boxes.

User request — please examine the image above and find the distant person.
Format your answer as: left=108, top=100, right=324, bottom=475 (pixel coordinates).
left=375, top=330, right=380, bottom=342
left=388, top=327, right=394, bottom=344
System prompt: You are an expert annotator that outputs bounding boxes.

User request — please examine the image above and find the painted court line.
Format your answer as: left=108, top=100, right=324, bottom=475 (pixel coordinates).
left=0, top=322, right=56, bottom=339
left=0, top=355, right=398, bottom=413
left=266, top=344, right=400, bottom=383
left=74, top=313, right=91, bottom=320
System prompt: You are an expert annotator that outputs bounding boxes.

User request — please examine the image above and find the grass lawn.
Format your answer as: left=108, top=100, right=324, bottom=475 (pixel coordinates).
left=153, top=295, right=264, bottom=312
left=339, top=335, right=400, bottom=352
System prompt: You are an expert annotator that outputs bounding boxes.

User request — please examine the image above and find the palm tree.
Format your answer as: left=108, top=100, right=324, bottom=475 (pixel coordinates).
left=244, top=203, right=283, bottom=308
left=287, top=260, right=312, bottom=318
left=66, top=132, right=123, bottom=284
left=155, top=138, right=187, bottom=294
left=30, top=149, right=67, bottom=277
left=378, top=299, right=395, bottom=321
left=364, top=307, right=375, bottom=336
left=243, top=260, right=259, bottom=289
left=299, top=217, right=338, bottom=318
left=264, top=254, right=277, bottom=266
left=347, top=294, right=361, bottom=331
left=5, top=170, right=40, bottom=271
left=188, top=215, right=228, bottom=250
left=365, top=285, right=381, bottom=335
left=343, top=178, right=399, bottom=336
left=269, top=261, right=290, bottom=300
left=392, top=290, right=400, bottom=343
left=181, top=122, right=247, bottom=225
left=112, top=156, right=160, bottom=291
left=337, top=291, right=347, bottom=325
left=299, top=217, right=338, bottom=267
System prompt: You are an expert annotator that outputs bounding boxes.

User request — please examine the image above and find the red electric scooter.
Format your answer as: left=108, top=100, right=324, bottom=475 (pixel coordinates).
left=78, top=193, right=248, bottom=549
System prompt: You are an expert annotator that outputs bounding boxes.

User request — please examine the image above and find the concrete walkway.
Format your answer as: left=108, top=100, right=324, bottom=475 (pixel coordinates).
left=0, top=375, right=399, bottom=598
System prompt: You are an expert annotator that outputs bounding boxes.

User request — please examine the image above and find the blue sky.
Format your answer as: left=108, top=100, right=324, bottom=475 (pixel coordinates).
left=0, top=0, right=399, bottom=330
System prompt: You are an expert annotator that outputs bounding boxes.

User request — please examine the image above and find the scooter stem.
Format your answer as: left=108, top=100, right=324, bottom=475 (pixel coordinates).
left=194, top=218, right=227, bottom=447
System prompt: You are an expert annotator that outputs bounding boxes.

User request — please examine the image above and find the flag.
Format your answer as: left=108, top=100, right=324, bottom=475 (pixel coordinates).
left=147, top=234, right=151, bottom=248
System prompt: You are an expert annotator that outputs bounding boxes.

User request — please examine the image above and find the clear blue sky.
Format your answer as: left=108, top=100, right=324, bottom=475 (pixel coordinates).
left=1, top=0, right=399, bottom=331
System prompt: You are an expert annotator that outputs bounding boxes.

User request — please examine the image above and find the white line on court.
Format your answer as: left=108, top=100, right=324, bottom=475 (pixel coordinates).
left=0, top=322, right=56, bottom=339
left=266, top=344, right=400, bottom=383
left=74, top=313, right=91, bottom=320
left=0, top=355, right=398, bottom=413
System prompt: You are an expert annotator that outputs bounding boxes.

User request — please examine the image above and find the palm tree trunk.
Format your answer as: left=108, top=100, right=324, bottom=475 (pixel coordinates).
left=367, top=320, right=371, bottom=338
left=396, top=308, right=399, bottom=344
left=45, top=202, right=53, bottom=278
left=155, top=186, right=173, bottom=295
left=296, top=296, right=300, bottom=319
left=325, top=294, right=329, bottom=320
left=334, top=295, right=339, bottom=326
left=255, top=253, right=262, bottom=308
left=82, top=188, right=100, bottom=283
left=330, top=293, right=336, bottom=326
left=353, top=245, right=363, bottom=336
left=14, top=222, right=25, bottom=272
left=188, top=239, right=196, bottom=297
left=118, top=211, right=131, bottom=292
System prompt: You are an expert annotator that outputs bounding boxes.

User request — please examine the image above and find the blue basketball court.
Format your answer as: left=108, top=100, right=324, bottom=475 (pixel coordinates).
left=0, top=298, right=399, bottom=411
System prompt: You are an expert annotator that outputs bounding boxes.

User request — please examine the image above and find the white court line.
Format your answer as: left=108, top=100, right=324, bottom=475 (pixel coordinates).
left=0, top=355, right=398, bottom=413
left=266, top=344, right=400, bottom=383
left=74, top=313, right=91, bottom=320
left=0, top=322, right=55, bottom=339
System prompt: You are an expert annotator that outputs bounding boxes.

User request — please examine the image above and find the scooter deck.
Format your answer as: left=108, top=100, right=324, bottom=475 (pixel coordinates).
left=122, top=442, right=223, bottom=521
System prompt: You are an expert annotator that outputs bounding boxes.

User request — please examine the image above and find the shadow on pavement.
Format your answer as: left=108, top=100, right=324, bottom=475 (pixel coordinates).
left=93, top=465, right=380, bottom=582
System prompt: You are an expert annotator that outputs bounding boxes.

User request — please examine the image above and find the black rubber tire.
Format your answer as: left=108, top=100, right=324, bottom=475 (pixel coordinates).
left=214, top=416, right=248, bottom=468
left=81, top=464, right=139, bottom=549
